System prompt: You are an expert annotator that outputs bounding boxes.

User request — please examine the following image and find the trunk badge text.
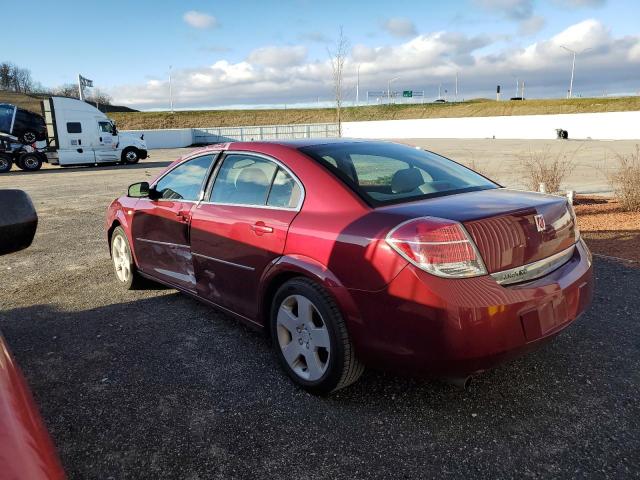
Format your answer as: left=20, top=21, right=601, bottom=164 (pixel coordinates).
left=534, top=214, right=546, bottom=232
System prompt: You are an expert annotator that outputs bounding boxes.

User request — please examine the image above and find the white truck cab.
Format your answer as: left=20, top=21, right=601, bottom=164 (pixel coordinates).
left=42, top=97, right=147, bottom=166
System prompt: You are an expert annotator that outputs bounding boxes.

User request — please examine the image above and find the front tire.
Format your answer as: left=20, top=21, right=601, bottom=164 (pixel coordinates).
left=110, top=226, right=145, bottom=289
left=121, top=148, right=140, bottom=165
left=271, top=278, right=364, bottom=395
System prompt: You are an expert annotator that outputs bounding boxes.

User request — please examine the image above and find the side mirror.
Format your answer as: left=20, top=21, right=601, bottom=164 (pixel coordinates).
left=128, top=182, right=150, bottom=198
left=0, top=190, right=38, bottom=256
left=111, top=122, right=118, bottom=135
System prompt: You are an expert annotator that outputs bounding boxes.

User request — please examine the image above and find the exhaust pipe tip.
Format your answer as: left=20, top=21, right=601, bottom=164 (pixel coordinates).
left=444, top=376, right=472, bottom=390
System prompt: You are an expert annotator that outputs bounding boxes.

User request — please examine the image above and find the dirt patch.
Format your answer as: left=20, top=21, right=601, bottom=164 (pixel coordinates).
left=575, top=195, right=640, bottom=263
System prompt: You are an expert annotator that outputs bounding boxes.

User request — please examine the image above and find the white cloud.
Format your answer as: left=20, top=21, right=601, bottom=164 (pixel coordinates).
left=183, top=11, right=218, bottom=29
left=110, top=20, right=640, bottom=109
left=382, top=18, right=417, bottom=38
left=297, top=31, right=331, bottom=43
left=247, top=46, right=308, bottom=68
left=519, top=15, right=546, bottom=35
left=475, top=0, right=533, bottom=19
left=555, top=0, right=606, bottom=6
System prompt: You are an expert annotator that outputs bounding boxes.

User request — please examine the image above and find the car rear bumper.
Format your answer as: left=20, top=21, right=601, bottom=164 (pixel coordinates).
left=346, top=238, right=594, bottom=378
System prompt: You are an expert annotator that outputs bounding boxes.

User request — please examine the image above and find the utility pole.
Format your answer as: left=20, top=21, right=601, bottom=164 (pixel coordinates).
left=560, top=45, right=592, bottom=98
left=388, top=76, right=399, bottom=104
left=438, top=83, right=442, bottom=99
left=356, top=64, right=360, bottom=106
left=169, top=65, right=174, bottom=113
left=455, top=73, right=458, bottom=102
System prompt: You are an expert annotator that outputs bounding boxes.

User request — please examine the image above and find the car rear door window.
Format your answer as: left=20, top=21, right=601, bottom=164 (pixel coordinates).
left=267, top=168, right=302, bottom=208
left=155, top=155, right=214, bottom=201
left=210, top=154, right=278, bottom=206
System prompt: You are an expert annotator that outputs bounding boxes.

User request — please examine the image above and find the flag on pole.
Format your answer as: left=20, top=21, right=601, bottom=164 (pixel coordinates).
left=79, top=75, right=93, bottom=88
left=78, top=74, right=94, bottom=101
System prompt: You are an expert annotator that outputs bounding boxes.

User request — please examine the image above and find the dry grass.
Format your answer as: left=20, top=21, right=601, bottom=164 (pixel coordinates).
left=3, top=90, right=640, bottom=129
left=109, top=96, right=640, bottom=130
left=519, top=147, right=578, bottom=193
left=608, top=145, right=640, bottom=212
left=462, top=158, right=494, bottom=180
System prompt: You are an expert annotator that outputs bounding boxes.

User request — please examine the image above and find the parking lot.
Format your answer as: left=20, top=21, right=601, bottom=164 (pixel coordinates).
left=1, top=141, right=639, bottom=479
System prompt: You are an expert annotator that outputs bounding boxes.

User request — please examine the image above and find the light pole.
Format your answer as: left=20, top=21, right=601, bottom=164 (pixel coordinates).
left=169, top=65, right=174, bottom=113
left=388, top=76, right=399, bottom=104
left=356, top=64, right=361, bottom=106
left=560, top=46, right=592, bottom=98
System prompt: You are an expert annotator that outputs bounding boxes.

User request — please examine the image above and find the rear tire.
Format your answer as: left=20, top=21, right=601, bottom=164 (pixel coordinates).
left=17, top=153, right=42, bottom=171
left=121, top=148, right=140, bottom=165
left=110, top=226, right=146, bottom=290
left=270, top=277, right=364, bottom=395
left=0, top=154, right=12, bottom=173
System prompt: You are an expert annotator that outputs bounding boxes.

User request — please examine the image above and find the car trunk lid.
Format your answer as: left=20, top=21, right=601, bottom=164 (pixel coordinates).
left=378, top=188, right=577, bottom=274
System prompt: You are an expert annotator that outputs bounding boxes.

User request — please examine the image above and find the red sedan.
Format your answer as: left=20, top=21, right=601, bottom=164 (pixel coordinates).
left=106, top=140, right=593, bottom=394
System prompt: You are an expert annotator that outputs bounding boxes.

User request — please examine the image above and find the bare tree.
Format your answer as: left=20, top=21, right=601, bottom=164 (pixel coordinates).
left=51, top=83, right=112, bottom=105
left=328, top=27, right=349, bottom=137
left=0, top=62, right=34, bottom=93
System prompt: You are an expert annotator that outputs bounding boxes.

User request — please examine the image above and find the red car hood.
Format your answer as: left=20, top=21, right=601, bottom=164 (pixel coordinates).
left=0, top=334, right=65, bottom=480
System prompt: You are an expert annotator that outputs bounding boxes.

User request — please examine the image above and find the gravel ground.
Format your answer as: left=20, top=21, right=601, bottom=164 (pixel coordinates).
left=1, top=155, right=639, bottom=479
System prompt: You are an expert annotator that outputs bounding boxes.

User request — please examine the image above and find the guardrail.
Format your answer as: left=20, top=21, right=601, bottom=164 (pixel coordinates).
left=193, top=123, right=339, bottom=144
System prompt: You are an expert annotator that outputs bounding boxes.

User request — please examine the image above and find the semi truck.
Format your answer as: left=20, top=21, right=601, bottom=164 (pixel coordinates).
left=0, top=97, right=147, bottom=173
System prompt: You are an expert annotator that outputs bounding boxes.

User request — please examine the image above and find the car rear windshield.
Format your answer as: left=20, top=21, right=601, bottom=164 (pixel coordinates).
left=299, top=142, right=498, bottom=206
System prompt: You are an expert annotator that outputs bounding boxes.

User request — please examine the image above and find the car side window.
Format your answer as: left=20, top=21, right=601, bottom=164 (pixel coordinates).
left=210, top=154, right=278, bottom=206
left=267, top=168, right=302, bottom=208
left=154, top=155, right=214, bottom=201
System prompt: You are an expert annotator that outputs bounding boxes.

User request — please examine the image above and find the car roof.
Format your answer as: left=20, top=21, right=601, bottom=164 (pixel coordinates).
left=191, top=138, right=389, bottom=153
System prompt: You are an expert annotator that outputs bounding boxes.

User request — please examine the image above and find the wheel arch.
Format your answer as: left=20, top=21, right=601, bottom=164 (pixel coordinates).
left=106, top=209, right=139, bottom=266
left=258, top=255, right=363, bottom=338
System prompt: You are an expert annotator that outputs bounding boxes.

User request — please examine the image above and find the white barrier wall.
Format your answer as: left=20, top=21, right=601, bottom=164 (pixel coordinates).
left=342, top=111, right=640, bottom=140
left=123, top=128, right=193, bottom=149
left=122, top=111, right=640, bottom=149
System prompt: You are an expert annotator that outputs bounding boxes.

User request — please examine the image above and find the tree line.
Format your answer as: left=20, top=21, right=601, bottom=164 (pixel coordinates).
left=0, top=61, right=112, bottom=105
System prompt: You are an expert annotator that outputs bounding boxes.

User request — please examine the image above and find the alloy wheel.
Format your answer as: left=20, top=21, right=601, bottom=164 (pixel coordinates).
left=276, top=294, right=331, bottom=381
left=112, top=234, right=131, bottom=283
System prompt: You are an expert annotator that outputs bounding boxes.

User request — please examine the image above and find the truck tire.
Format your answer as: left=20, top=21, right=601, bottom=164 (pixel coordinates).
left=121, top=148, right=140, bottom=165
left=17, top=153, right=43, bottom=172
left=0, top=154, right=12, bottom=173
left=20, top=130, right=37, bottom=144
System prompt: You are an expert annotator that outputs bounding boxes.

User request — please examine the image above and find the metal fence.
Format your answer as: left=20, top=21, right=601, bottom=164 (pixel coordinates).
left=192, top=123, right=340, bottom=144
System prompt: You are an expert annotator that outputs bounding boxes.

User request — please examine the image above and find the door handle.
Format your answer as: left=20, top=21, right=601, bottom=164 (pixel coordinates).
left=251, top=222, right=274, bottom=235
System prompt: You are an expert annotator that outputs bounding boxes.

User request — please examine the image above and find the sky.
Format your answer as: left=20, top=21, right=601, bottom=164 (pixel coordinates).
left=5, top=0, right=640, bottom=110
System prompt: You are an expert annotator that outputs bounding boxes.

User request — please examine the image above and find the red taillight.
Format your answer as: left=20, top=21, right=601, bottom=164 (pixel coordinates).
left=386, top=217, right=487, bottom=278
